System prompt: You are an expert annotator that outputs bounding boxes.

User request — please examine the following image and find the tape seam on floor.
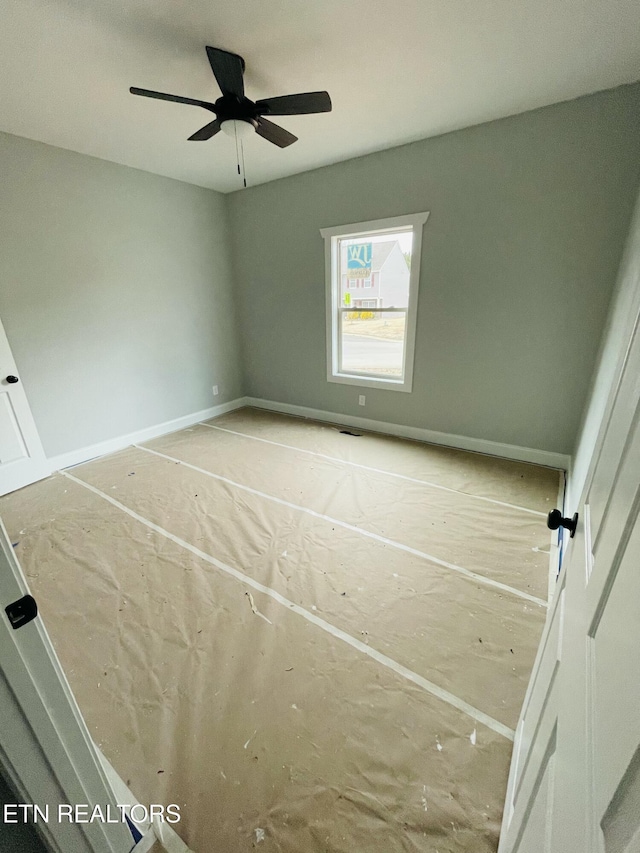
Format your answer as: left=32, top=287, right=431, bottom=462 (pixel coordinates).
left=134, top=443, right=547, bottom=608
left=95, top=747, right=193, bottom=853
left=199, top=422, right=546, bottom=517
left=62, top=471, right=516, bottom=742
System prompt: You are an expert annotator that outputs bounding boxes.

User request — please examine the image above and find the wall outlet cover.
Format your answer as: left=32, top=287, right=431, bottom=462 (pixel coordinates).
left=212, top=385, right=219, bottom=396
left=358, top=395, right=366, bottom=406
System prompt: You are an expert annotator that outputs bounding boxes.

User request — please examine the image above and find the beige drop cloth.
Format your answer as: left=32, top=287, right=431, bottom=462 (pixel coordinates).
left=0, top=408, right=562, bottom=852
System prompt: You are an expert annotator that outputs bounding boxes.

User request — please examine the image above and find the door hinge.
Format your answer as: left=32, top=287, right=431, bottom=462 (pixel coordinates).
left=5, top=595, right=38, bottom=629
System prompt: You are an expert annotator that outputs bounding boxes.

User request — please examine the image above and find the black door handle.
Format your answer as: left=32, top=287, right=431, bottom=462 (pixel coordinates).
left=5, top=375, right=19, bottom=384
left=547, top=509, right=578, bottom=538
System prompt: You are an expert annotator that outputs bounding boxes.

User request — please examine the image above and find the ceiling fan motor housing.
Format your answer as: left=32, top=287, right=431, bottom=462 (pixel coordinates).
left=215, top=95, right=261, bottom=123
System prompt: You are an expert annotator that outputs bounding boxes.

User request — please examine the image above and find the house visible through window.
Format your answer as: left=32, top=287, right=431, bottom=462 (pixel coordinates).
left=321, top=212, right=429, bottom=392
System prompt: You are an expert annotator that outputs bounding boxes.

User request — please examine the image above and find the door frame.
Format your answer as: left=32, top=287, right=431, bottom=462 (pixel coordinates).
left=498, top=232, right=640, bottom=851
left=0, top=520, right=135, bottom=853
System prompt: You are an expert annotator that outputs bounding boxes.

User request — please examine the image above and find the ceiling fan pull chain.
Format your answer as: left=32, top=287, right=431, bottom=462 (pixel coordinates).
left=240, top=139, right=247, bottom=188
left=234, top=123, right=241, bottom=175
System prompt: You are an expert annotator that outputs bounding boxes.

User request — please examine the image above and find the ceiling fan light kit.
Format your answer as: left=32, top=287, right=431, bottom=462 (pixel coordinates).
left=221, top=119, right=255, bottom=139
left=130, top=45, right=332, bottom=186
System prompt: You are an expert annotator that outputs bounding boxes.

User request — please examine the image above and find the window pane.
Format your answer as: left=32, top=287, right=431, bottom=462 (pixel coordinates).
left=341, top=310, right=407, bottom=378
left=337, top=229, right=412, bottom=379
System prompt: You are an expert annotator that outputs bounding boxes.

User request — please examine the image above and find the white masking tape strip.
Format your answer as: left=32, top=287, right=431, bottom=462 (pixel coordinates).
left=153, top=816, right=193, bottom=853
left=64, top=471, right=515, bottom=741
left=135, top=444, right=547, bottom=608
left=131, top=832, right=156, bottom=853
left=200, top=421, right=546, bottom=517
left=95, top=747, right=194, bottom=853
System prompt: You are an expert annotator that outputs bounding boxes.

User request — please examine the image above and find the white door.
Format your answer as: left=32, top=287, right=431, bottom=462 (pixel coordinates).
left=0, top=315, right=49, bottom=496
left=499, top=300, right=640, bottom=851
left=0, top=520, right=136, bottom=853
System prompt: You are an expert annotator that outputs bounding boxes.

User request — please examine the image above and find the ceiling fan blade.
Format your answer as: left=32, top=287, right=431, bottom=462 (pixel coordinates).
left=255, top=118, right=298, bottom=148
left=188, top=119, right=222, bottom=141
left=256, top=91, right=332, bottom=115
left=130, top=87, right=217, bottom=113
left=205, top=46, right=245, bottom=98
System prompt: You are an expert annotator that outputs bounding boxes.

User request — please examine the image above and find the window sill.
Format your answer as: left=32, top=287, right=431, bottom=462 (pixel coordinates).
left=327, top=372, right=413, bottom=393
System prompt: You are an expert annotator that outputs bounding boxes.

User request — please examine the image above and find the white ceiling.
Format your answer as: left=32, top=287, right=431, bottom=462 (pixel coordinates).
left=2, top=0, right=640, bottom=193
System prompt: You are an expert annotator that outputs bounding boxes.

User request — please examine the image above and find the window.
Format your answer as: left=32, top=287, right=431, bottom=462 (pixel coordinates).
left=321, top=212, right=429, bottom=392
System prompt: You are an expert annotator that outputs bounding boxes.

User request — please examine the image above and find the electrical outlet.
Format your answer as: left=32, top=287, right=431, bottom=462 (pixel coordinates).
left=212, top=385, right=219, bottom=397
left=358, top=395, right=366, bottom=406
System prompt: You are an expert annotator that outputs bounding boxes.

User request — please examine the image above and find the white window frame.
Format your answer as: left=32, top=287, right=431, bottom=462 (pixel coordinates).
left=321, top=212, right=429, bottom=393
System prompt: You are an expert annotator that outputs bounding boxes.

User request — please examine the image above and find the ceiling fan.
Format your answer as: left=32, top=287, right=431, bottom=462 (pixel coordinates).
left=130, top=45, right=332, bottom=149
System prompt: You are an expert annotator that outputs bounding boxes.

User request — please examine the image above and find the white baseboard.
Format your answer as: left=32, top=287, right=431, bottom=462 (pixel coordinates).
left=47, top=393, right=570, bottom=474
left=49, top=397, right=248, bottom=472
left=243, top=397, right=571, bottom=471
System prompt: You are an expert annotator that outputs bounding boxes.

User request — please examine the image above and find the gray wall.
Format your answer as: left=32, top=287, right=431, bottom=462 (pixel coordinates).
left=229, top=83, right=640, bottom=455
left=569, top=181, right=640, bottom=509
left=0, top=132, right=242, bottom=458
left=2, top=84, right=640, bottom=461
